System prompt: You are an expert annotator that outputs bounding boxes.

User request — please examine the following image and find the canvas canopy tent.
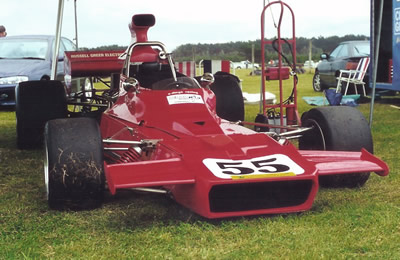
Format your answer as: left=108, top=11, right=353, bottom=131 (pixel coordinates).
left=51, top=0, right=78, bottom=80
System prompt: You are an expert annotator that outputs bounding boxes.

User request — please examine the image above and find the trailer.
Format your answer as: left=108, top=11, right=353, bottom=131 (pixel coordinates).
left=371, top=0, right=400, bottom=92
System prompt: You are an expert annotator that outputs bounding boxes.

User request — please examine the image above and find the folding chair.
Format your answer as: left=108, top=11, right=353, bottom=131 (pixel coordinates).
left=336, top=57, right=370, bottom=96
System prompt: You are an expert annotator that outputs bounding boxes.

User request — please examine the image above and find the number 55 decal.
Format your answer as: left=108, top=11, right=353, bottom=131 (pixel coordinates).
left=203, top=154, right=304, bottom=180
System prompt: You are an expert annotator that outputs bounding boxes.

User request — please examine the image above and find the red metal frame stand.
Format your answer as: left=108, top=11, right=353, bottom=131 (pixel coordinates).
left=260, top=1, right=300, bottom=128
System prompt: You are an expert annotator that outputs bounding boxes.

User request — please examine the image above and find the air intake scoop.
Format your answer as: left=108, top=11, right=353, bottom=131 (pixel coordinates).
left=129, top=14, right=156, bottom=43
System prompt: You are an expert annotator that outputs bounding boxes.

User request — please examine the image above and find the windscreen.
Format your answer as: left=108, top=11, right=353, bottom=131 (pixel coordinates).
left=0, top=38, right=48, bottom=59
left=151, top=77, right=201, bottom=90
left=353, top=42, right=370, bottom=56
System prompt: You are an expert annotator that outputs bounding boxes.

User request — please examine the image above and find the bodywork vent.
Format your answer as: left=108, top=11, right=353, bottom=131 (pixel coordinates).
left=209, top=180, right=313, bottom=212
left=116, top=147, right=141, bottom=163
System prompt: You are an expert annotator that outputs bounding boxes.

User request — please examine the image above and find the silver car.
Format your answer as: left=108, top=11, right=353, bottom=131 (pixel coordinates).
left=313, top=41, right=370, bottom=92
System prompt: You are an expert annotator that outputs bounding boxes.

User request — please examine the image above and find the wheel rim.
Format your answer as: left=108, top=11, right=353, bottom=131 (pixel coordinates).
left=313, top=74, right=321, bottom=92
left=304, top=118, right=327, bottom=150
left=83, top=78, right=93, bottom=98
left=44, top=138, right=50, bottom=200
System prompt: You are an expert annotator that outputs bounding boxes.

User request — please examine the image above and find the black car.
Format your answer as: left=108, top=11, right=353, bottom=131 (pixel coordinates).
left=313, top=40, right=370, bottom=92
left=0, top=35, right=76, bottom=106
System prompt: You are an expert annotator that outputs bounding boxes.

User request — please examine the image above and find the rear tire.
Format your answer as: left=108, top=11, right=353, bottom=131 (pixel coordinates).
left=44, top=118, right=105, bottom=210
left=210, top=72, right=244, bottom=122
left=299, top=106, right=372, bottom=188
left=16, top=80, right=67, bottom=149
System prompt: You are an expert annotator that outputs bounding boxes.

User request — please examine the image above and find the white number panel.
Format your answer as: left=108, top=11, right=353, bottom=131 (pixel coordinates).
left=203, top=154, right=305, bottom=180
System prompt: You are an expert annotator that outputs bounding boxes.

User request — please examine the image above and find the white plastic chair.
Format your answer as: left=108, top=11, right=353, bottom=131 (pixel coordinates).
left=336, top=57, right=370, bottom=96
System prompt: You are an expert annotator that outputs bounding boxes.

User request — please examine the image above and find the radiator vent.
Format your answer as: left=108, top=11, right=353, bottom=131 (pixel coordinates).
left=117, top=147, right=141, bottom=163
left=209, top=180, right=313, bottom=213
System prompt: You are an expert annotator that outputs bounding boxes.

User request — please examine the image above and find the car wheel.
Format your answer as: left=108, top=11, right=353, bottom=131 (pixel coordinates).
left=15, top=80, right=68, bottom=149
left=299, top=106, right=372, bottom=188
left=210, top=72, right=244, bottom=122
left=81, top=77, right=93, bottom=102
left=312, top=71, right=322, bottom=92
left=44, top=117, right=105, bottom=210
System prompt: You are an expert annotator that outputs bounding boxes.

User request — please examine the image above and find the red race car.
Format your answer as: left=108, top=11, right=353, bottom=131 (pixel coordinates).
left=16, top=14, right=388, bottom=219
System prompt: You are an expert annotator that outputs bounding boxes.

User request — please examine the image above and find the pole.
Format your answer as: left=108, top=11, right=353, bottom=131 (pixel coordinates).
left=369, top=0, right=384, bottom=128
left=308, top=40, right=312, bottom=73
left=51, top=0, right=65, bottom=80
left=251, top=43, right=255, bottom=76
left=74, top=0, right=79, bottom=49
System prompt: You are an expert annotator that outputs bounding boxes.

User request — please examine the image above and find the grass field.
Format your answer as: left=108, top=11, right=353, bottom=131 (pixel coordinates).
left=1, top=70, right=400, bottom=259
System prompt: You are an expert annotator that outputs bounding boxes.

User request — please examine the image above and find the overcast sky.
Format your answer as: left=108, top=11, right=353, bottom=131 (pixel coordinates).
left=2, top=0, right=370, bottom=51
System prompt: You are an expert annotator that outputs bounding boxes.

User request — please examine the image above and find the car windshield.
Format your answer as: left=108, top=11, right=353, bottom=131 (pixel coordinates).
left=0, top=38, right=48, bottom=59
left=151, top=77, right=201, bottom=90
left=329, top=45, right=343, bottom=59
left=353, top=42, right=370, bottom=56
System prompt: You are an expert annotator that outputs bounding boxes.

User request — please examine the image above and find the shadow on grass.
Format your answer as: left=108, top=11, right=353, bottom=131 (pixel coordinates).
left=101, top=189, right=308, bottom=230
left=0, top=105, right=15, bottom=112
left=358, top=93, right=400, bottom=105
left=375, top=97, right=400, bottom=106
left=99, top=181, right=374, bottom=231
left=102, top=189, right=205, bottom=228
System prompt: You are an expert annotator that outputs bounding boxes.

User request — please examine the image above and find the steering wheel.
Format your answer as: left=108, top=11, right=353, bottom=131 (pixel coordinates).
left=165, top=81, right=192, bottom=90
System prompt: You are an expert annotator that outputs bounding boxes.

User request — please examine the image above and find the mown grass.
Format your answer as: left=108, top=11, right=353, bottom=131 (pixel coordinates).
left=1, top=70, right=400, bottom=259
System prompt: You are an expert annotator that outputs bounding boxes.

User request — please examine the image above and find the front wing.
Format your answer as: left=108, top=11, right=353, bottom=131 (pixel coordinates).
left=104, top=149, right=388, bottom=218
left=299, top=149, right=389, bottom=176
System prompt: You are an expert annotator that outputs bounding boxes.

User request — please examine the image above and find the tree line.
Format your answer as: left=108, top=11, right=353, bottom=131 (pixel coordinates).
left=83, top=34, right=369, bottom=64
left=172, top=35, right=369, bottom=63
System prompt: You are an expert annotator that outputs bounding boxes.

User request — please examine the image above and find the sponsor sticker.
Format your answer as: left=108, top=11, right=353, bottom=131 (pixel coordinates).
left=167, top=94, right=204, bottom=105
left=203, top=154, right=304, bottom=180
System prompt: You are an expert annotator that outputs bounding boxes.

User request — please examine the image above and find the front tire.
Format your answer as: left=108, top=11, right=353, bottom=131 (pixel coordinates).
left=44, top=118, right=105, bottom=210
left=299, top=106, right=372, bottom=188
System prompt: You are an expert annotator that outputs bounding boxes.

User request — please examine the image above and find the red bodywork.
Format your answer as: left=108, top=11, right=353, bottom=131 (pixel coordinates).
left=65, top=14, right=388, bottom=219
left=99, top=85, right=387, bottom=218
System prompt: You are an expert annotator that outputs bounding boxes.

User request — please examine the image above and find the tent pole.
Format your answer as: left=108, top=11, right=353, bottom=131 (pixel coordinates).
left=51, top=0, right=65, bottom=80
left=74, top=0, right=79, bottom=49
left=369, top=0, right=384, bottom=128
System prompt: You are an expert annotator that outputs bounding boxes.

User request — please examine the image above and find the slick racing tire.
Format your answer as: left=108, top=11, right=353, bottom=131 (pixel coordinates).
left=210, top=72, right=244, bottom=122
left=299, top=106, right=372, bottom=188
left=312, top=71, right=322, bottom=92
left=44, top=118, right=105, bottom=210
left=16, top=80, right=67, bottom=149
